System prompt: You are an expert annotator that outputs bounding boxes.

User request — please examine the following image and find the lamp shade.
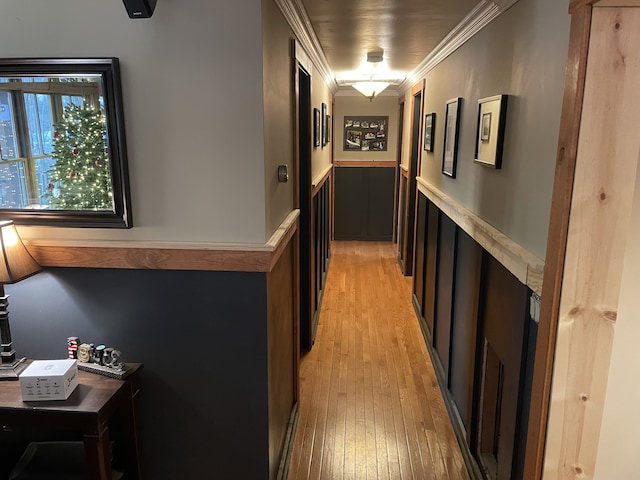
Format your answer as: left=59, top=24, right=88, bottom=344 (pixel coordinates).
left=0, top=221, right=41, bottom=284
left=352, top=81, right=390, bottom=101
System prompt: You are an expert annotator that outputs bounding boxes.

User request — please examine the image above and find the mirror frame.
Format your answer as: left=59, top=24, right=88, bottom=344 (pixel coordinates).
left=0, top=57, right=132, bottom=228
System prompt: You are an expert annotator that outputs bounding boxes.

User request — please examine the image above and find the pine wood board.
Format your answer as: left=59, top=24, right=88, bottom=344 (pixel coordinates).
left=543, top=7, right=640, bottom=478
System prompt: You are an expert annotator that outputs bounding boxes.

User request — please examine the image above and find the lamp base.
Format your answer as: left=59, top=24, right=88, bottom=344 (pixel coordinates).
left=0, top=356, right=27, bottom=380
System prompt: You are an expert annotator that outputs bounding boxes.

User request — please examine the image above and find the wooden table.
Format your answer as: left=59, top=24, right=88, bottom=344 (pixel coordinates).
left=0, top=363, right=143, bottom=480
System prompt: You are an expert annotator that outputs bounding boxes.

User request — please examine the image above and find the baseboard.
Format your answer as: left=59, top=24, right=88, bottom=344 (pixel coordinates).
left=276, top=402, right=299, bottom=480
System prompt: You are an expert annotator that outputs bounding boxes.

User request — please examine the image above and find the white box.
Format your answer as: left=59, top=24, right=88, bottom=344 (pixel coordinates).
left=19, top=359, right=79, bottom=401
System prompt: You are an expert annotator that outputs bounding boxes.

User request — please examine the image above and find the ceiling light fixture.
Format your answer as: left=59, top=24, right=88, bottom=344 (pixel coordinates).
left=352, top=49, right=390, bottom=101
left=352, top=81, right=390, bottom=101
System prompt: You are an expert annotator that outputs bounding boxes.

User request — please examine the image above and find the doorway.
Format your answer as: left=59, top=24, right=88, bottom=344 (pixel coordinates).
left=295, top=62, right=314, bottom=351
left=394, top=97, right=405, bottom=244
left=399, top=82, right=424, bottom=276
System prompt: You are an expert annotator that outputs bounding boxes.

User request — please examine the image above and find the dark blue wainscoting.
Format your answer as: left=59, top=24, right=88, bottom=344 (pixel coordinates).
left=5, top=267, right=272, bottom=479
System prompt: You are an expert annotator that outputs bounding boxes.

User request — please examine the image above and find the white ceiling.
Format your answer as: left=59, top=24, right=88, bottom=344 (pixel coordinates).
left=299, top=0, right=480, bottom=86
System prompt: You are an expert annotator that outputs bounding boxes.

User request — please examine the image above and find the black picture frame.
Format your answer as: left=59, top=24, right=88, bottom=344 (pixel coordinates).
left=325, top=115, right=331, bottom=144
left=442, top=98, right=461, bottom=177
left=0, top=57, right=132, bottom=228
left=423, top=112, right=435, bottom=152
left=343, top=115, right=388, bottom=151
left=321, top=103, right=327, bottom=147
left=313, top=108, right=321, bottom=147
left=474, top=94, right=508, bottom=169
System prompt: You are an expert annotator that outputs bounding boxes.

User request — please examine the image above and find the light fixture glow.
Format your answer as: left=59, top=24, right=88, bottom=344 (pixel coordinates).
left=351, top=48, right=393, bottom=101
left=352, top=81, right=390, bottom=101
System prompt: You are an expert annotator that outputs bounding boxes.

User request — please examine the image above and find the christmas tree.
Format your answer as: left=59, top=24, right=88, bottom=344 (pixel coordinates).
left=42, top=103, right=113, bottom=210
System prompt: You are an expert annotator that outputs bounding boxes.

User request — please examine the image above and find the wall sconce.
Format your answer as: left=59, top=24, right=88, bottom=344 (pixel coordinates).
left=0, top=221, right=42, bottom=380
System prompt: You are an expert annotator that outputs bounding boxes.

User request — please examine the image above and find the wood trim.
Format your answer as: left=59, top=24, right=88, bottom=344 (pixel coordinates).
left=570, top=0, right=599, bottom=9
left=333, top=160, right=396, bottom=168
left=311, top=164, right=332, bottom=196
left=542, top=7, right=640, bottom=478
left=523, top=7, right=592, bottom=479
left=416, top=178, right=543, bottom=295
left=400, top=80, right=425, bottom=276
left=594, top=0, right=640, bottom=5
left=25, top=210, right=300, bottom=273
left=570, top=0, right=640, bottom=10
left=401, top=167, right=409, bottom=177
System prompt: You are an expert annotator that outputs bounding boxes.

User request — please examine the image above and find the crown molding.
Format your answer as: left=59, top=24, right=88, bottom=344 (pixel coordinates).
left=399, top=0, right=520, bottom=91
left=274, top=0, right=338, bottom=92
left=274, top=0, right=519, bottom=95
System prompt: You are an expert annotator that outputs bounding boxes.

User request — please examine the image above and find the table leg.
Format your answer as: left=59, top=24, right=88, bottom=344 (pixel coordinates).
left=84, top=425, right=112, bottom=480
left=117, top=385, right=142, bottom=479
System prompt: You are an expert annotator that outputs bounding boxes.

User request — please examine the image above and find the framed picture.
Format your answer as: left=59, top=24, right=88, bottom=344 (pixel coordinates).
left=442, top=98, right=462, bottom=177
left=325, top=115, right=331, bottom=144
left=475, top=95, right=508, bottom=168
left=343, top=115, right=388, bottom=151
left=313, top=108, right=321, bottom=147
left=321, top=103, right=327, bottom=147
left=481, top=112, right=492, bottom=142
left=423, top=112, right=435, bottom=152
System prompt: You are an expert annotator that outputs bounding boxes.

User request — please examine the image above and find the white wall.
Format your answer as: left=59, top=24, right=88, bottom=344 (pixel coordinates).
left=1, top=0, right=267, bottom=244
left=405, top=0, right=570, bottom=259
left=262, top=0, right=295, bottom=239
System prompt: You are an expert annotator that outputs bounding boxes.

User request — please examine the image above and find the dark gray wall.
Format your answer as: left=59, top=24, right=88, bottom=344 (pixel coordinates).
left=418, top=0, right=571, bottom=259
left=5, top=268, right=270, bottom=479
left=334, top=167, right=395, bottom=241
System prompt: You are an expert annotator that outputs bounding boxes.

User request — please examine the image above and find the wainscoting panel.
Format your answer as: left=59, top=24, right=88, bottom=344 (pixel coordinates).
left=412, top=189, right=535, bottom=479
left=477, top=255, right=529, bottom=480
left=433, top=213, right=458, bottom=385
left=424, top=201, right=440, bottom=334
left=267, top=241, right=296, bottom=480
left=449, top=229, right=483, bottom=437
left=413, top=192, right=428, bottom=319
left=334, top=166, right=395, bottom=241
left=397, top=174, right=407, bottom=270
left=308, top=173, right=332, bottom=347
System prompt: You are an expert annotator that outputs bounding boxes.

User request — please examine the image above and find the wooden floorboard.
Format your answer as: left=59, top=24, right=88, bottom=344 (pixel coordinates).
left=287, top=241, right=470, bottom=480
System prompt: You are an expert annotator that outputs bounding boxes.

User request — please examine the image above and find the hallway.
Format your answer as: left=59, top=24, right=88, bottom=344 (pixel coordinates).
left=287, top=241, right=470, bottom=480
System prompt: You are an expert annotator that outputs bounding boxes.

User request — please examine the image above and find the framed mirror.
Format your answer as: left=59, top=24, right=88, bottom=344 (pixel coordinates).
left=0, top=58, right=132, bottom=228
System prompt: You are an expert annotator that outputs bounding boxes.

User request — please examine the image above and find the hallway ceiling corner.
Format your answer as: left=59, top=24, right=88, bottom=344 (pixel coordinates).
left=276, top=0, right=522, bottom=96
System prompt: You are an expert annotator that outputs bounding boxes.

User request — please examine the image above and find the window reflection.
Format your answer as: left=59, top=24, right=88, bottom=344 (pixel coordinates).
left=0, top=76, right=110, bottom=210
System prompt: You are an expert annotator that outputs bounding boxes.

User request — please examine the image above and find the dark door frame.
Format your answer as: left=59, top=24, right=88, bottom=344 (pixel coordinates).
left=292, top=41, right=314, bottom=352
left=393, top=95, right=406, bottom=244
left=401, top=80, right=425, bottom=276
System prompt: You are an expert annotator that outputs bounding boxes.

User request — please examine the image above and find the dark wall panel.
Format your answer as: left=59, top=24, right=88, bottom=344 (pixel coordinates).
left=367, top=167, right=396, bottom=239
left=398, top=176, right=407, bottom=267
left=334, top=167, right=395, bottom=241
left=449, top=229, right=483, bottom=435
left=478, top=256, right=529, bottom=480
left=6, top=268, right=271, bottom=479
left=334, top=167, right=366, bottom=239
left=413, top=193, right=428, bottom=317
left=424, top=201, right=440, bottom=334
left=433, top=213, right=457, bottom=380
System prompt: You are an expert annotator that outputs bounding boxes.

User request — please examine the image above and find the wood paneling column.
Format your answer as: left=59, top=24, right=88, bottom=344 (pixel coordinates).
left=534, top=3, right=640, bottom=479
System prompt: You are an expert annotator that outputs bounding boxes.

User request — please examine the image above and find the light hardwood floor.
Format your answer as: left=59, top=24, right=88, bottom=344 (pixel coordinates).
left=287, top=241, right=470, bottom=480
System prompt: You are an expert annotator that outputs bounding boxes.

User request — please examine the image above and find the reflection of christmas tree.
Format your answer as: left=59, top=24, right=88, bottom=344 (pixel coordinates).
left=42, top=104, right=112, bottom=210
